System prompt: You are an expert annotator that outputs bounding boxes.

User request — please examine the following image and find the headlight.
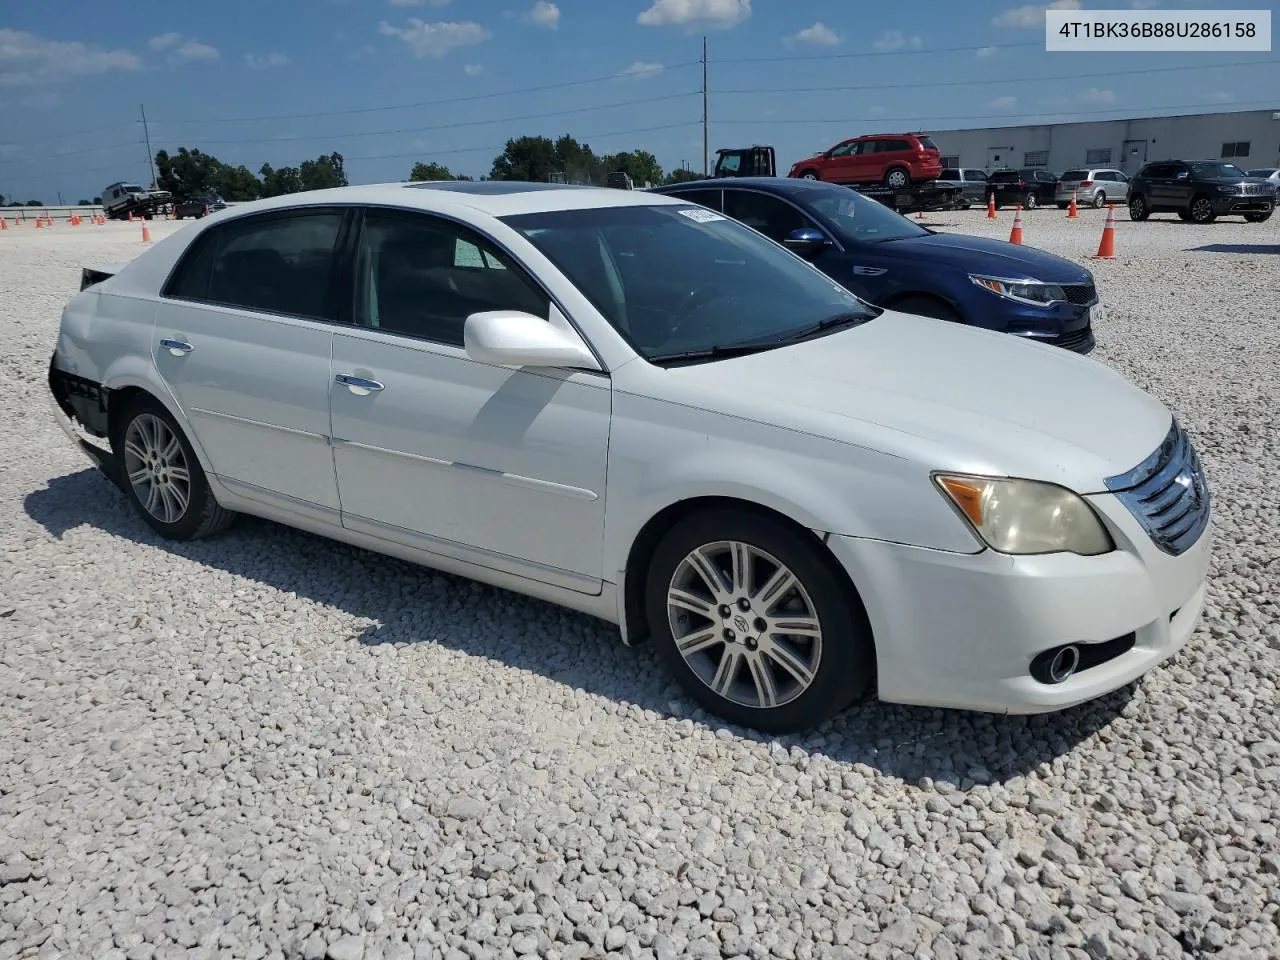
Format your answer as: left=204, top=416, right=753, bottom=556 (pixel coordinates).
left=1216, top=185, right=1241, bottom=194
left=969, top=275, right=1066, bottom=306
left=934, top=474, right=1114, bottom=556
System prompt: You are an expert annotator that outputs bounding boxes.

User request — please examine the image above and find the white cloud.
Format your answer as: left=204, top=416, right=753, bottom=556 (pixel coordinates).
left=463, top=62, right=484, bottom=76
left=1078, top=87, right=1116, bottom=105
left=0, top=28, right=141, bottom=86
left=527, top=1, right=560, bottom=29
left=618, top=60, right=665, bottom=79
left=989, top=95, right=1018, bottom=111
left=992, top=1, right=1081, bottom=29
left=638, top=0, right=751, bottom=30
left=245, top=52, right=290, bottom=69
left=171, top=40, right=220, bottom=63
left=378, top=19, right=492, bottom=57
left=976, top=45, right=998, bottom=58
left=786, top=22, right=840, bottom=46
left=148, top=32, right=183, bottom=51
left=873, top=30, right=922, bottom=52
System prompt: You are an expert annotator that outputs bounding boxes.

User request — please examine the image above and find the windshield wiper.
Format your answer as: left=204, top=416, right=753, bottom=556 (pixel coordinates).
left=767, top=311, right=876, bottom=345
left=648, top=342, right=781, bottom=365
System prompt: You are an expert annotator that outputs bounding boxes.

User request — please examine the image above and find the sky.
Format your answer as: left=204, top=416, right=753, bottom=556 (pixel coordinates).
left=1, top=0, right=1277, bottom=202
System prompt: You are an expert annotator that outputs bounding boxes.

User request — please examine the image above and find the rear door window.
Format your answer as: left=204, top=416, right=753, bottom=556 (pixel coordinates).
left=665, top=189, right=723, bottom=211
left=722, top=191, right=820, bottom=244
left=164, top=210, right=345, bottom=321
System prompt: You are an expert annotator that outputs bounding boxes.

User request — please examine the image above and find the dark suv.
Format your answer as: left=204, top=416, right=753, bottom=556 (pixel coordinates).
left=174, top=196, right=227, bottom=220
left=1127, top=160, right=1276, bottom=224
left=986, top=169, right=1060, bottom=210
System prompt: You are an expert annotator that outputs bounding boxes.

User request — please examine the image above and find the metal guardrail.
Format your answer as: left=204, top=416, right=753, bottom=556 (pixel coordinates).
left=0, top=205, right=103, bottom=220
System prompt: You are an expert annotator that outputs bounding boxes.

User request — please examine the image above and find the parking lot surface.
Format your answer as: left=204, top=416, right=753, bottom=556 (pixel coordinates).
left=2, top=213, right=1278, bottom=960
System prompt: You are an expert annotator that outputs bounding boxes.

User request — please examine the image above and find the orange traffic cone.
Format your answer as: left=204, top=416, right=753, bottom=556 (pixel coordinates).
left=141, top=221, right=152, bottom=243
left=1067, top=190, right=1078, bottom=218
left=1008, top=204, right=1024, bottom=245
left=0, top=218, right=7, bottom=231
left=986, top=193, right=997, bottom=219
left=203, top=203, right=210, bottom=217
left=35, top=217, right=43, bottom=229
left=1093, top=204, right=1117, bottom=259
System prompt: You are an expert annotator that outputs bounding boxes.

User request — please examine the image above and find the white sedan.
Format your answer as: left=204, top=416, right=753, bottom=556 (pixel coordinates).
left=47, top=181, right=1212, bottom=732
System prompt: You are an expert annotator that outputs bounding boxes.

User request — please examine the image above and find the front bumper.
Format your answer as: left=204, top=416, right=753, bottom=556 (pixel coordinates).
left=826, top=492, right=1212, bottom=714
left=1212, top=196, right=1274, bottom=214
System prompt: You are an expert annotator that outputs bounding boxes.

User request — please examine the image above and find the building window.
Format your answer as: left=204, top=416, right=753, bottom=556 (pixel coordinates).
left=940, top=155, right=960, bottom=168
left=1085, top=148, right=1112, bottom=165
left=1023, top=150, right=1050, bottom=167
left=1221, top=141, right=1251, bottom=158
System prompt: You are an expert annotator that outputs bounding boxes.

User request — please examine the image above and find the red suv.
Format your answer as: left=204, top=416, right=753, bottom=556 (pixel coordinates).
left=788, top=133, right=943, bottom=188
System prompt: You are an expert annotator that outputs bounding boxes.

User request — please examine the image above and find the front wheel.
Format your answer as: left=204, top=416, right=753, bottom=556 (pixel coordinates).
left=1093, top=191, right=1107, bottom=209
left=112, top=394, right=236, bottom=541
left=1023, top=192, right=1038, bottom=210
left=1189, top=196, right=1216, bottom=224
left=884, top=168, right=910, bottom=189
left=1129, top=195, right=1150, bottom=221
left=799, top=170, right=820, bottom=181
left=645, top=510, right=874, bottom=733
left=1244, top=209, right=1273, bottom=223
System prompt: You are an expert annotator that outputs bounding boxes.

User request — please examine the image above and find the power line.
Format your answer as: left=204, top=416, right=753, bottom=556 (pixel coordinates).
left=713, top=39, right=1045, bottom=64
left=147, top=61, right=703, bottom=126
left=715, top=57, right=1278, bottom=96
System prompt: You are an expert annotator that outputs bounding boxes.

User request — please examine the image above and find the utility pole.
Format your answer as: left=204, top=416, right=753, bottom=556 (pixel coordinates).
left=140, top=104, right=157, bottom=189
left=701, top=36, right=709, bottom=176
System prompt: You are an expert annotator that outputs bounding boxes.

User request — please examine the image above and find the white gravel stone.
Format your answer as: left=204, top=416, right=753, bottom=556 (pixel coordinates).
left=1, top=212, right=1278, bottom=958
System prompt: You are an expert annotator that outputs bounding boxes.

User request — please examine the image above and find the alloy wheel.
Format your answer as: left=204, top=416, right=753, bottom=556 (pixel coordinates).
left=123, top=413, right=191, bottom=524
left=666, top=540, right=823, bottom=709
left=1191, top=198, right=1215, bottom=223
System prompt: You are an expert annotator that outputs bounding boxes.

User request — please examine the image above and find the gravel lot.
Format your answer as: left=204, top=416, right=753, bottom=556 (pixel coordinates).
left=2, top=211, right=1278, bottom=960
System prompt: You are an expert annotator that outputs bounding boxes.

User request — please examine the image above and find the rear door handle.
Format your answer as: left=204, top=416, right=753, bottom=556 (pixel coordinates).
left=160, top=338, right=193, bottom=356
left=335, top=373, right=385, bottom=394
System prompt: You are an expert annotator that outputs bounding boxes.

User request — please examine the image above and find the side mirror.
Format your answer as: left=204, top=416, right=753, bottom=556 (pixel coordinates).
left=463, top=311, right=600, bottom=371
left=783, top=227, right=828, bottom=259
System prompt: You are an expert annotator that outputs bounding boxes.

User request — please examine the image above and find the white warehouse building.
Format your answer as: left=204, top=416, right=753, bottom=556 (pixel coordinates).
left=928, top=107, right=1280, bottom=176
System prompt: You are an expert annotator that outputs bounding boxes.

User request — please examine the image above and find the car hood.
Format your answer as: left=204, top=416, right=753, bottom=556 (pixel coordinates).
left=651, top=311, right=1169, bottom=493
left=872, top=232, right=1093, bottom=283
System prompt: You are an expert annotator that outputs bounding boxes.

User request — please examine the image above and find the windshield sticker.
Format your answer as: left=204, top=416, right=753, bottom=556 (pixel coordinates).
left=676, top=207, right=726, bottom=223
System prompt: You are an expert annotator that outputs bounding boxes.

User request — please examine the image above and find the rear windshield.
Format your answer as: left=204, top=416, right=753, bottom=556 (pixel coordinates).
left=1061, top=170, right=1089, bottom=181
left=988, top=172, right=1018, bottom=182
left=918, top=136, right=939, bottom=151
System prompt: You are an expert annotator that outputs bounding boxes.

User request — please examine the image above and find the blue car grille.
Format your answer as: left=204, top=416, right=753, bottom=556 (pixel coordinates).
left=1104, top=420, right=1210, bottom=556
left=1062, top=283, right=1098, bottom=306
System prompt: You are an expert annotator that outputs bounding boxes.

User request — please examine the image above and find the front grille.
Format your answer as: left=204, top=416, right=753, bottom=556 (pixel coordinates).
left=1105, top=420, right=1210, bottom=556
left=1241, top=183, right=1267, bottom=196
left=1062, top=283, right=1098, bottom=306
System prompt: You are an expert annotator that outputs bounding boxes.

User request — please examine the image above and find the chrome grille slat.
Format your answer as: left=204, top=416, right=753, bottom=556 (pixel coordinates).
left=1104, top=420, right=1210, bottom=557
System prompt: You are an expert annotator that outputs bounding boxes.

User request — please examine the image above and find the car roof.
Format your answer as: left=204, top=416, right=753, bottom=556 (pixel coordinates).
left=196, top=180, right=689, bottom=221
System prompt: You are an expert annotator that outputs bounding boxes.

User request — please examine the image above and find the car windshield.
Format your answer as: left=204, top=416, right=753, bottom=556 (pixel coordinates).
left=502, top=204, right=878, bottom=363
left=121, top=184, right=144, bottom=192
left=1190, top=162, right=1246, bottom=179
left=795, top=184, right=930, bottom=242
left=1247, top=168, right=1277, bottom=177
left=1061, top=170, right=1089, bottom=181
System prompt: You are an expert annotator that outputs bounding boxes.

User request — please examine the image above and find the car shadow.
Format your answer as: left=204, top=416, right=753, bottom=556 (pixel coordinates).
left=24, top=467, right=1134, bottom=789
left=1190, top=243, right=1280, bottom=255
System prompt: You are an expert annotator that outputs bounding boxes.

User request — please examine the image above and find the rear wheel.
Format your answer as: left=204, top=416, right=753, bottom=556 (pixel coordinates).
left=884, top=167, right=910, bottom=189
left=1093, top=191, right=1107, bottom=209
left=1023, top=192, right=1038, bottom=210
left=1189, top=196, right=1216, bottom=224
left=1128, top=195, right=1150, bottom=221
left=112, top=394, right=236, bottom=541
left=645, top=509, right=874, bottom=733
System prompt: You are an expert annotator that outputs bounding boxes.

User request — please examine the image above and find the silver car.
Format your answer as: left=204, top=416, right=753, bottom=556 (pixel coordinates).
left=1055, top=169, right=1130, bottom=209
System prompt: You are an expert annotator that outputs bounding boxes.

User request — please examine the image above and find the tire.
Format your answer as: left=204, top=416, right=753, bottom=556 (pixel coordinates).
left=112, top=393, right=236, bottom=541
left=644, top=508, right=874, bottom=733
left=1177, top=211, right=1193, bottom=222
left=1189, top=196, right=1216, bottom=224
left=799, top=170, right=820, bottom=181
left=891, top=295, right=963, bottom=324
left=1093, top=191, right=1107, bottom=209
left=1244, top=209, right=1273, bottom=223
left=884, top=167, right=910, bottom=189
left=1128, top=195, right=1150, bottom=221
left=1023, top=192, right=1038, bottom=210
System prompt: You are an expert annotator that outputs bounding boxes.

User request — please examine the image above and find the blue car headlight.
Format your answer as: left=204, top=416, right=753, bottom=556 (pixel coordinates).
left=969, top=275, right=1066, bottom=306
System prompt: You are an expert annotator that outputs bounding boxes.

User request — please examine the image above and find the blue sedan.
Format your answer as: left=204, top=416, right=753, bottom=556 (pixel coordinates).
left=649, top=177, right=1099, bottom=353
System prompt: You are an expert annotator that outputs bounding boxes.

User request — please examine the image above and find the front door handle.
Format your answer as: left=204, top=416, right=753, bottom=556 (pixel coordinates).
left=335, top=373, right=385, bottom=395
left=160, top=338, right=193, bottom=356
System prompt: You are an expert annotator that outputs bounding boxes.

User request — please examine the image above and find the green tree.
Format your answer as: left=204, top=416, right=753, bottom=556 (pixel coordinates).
left=489, top=135, right=559, bottom=182
left=602, top=149, right=664, bottom=188
left=259, top=163, right=303, bottom=197
left=554, top=135, right=603, bottom=184
left=25, top=200, right=43, bottom=206
left=663, top=167, right=703, bottom=184
left=92, top=196, right=103, bottom=204
left=214, top=165, right=261, bottom=202
left=299, top=152, right=347, bottom=192
left=155, top=147, right=224, bottom=201
left=77, top=199, right=91, bottom=206
left=409, top=161, right=474, bottom=181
